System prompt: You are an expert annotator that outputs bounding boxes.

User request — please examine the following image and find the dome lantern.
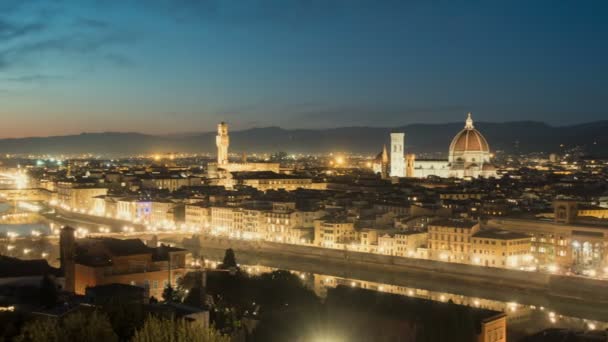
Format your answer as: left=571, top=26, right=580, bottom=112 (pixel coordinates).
left=465, top=112, right=474, bottom=130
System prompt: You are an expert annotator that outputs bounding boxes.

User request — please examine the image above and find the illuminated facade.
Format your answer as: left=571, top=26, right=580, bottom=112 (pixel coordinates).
left=216, top=122, right=229, bottom=165
left=56, top=181, right=108, bottom=212
left=428, top=219, right=479, bottom=263
left=409, top=113, right=498, bottom=179
left=471, top=229, right=532, bottom=269
left=313, top=219, right=357, bottom=248
left=390, top=133, right=405, bottom=177
left=208, top=121, right=281, bottom=179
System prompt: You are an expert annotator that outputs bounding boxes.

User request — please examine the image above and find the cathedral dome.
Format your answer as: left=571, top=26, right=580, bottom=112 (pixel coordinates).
left=449, top=113, right=490, bottom=154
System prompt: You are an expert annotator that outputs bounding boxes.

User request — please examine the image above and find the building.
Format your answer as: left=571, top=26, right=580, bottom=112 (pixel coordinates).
left=371, top=145, right=389, bottom=178
left=60, top=227, right=188, bottom=299
left=208, top=122, right=280, bottom=178
left=56, top=181, right=107, bottom=212
left=184, top=202, right=211, bottom=230
left=409, top=113, right=498, bottom=179
left=371, top=113, right=498, bottom=179
left=487, top=217, right=608, bottom=272
left=150, top=200, right=176, bottom=227
left=226, top=171, right=316, bottom=191
left=394, top=231, right=428, bottom=258
left=216, top=122, right=229, bottom=165
left=390, top=133, right=405, bottom=177
left=471, top=229, right=532, bottom=269
left=140, top=174, right=202, bottom=192
left=428, top=218, right=480, bottom=263
left=313, top=218, right=357, bottom=248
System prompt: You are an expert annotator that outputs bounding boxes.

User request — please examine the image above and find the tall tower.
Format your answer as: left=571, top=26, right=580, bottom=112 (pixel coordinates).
left=60, top=226, right=76, bottom=293
left=390, top=133, right=405, bottom=177
left=381, top=144, right=389, bottom=179
left=216, top=122, right=229, bottom=165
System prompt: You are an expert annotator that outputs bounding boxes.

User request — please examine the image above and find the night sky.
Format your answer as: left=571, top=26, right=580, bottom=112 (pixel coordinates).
left=1, top=1, right=607, bottom=138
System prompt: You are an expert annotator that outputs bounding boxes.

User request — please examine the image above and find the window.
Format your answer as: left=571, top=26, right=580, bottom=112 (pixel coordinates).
left=153, top=280, right=159, bottom=289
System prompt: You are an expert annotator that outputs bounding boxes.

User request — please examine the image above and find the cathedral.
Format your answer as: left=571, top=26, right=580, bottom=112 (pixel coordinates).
left=372, top=113, right=498, bottom=179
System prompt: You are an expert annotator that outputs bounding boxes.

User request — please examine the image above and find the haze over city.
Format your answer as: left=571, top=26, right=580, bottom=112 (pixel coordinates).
left=1, top=0, right=608, bottom=138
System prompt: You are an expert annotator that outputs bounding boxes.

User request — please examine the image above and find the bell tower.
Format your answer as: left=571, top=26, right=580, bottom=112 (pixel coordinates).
left=216, top=122, right=229, bottom=165
left=390, top=133, right=405, bottom=177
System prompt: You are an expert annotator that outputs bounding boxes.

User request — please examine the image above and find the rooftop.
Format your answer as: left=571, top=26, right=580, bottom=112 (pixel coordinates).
left=473, top=229, right=530, bottom=240
left=429, top=218, right=478, bottom=229
left=0, top=256, right=62, bottom=278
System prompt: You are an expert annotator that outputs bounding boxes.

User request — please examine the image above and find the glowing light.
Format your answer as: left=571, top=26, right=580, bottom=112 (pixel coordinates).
left=547, top=264, right=559, bottom=273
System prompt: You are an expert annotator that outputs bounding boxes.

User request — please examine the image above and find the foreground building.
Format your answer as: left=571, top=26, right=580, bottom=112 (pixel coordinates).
left=60, top=227, right=187, bottom=299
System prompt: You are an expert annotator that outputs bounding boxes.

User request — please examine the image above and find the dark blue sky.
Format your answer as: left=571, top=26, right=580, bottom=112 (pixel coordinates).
left=1, top=0, right=607, bottom=137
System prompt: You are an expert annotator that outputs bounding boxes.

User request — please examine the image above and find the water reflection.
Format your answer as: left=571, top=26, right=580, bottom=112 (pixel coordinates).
left=203, top=259, right=608, bottom=339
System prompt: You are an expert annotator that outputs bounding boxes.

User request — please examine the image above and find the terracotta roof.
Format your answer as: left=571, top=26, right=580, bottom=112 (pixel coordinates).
left=449, top=128, right=490, bottom=153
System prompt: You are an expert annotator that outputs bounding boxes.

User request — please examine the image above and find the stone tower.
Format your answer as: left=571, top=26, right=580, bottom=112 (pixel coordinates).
left=216, top=122, right=229, bottom=165
left=390, top=133, right=405, bottom=177
left=554, top=200, right=578, bottom=224
left=381, top=144, right=389, bottom=179
left=60, top=226, right=76, bottom=293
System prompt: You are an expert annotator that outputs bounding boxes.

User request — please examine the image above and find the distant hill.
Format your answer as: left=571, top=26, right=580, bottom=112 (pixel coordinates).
left=1, top=121, right=607, bottom=156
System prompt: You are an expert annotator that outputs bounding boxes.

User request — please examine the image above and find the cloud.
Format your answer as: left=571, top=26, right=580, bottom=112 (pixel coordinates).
left=74, top=18, right=109, bottom=29
left=0, top=27, right=137, bottom=71
left=103, top=53, right=135, bottom=68
left=2, top=74, right=67, bottom=83
left=0, top=19, right=46, bottom=40
left=0, top=1, right=137, bottom=73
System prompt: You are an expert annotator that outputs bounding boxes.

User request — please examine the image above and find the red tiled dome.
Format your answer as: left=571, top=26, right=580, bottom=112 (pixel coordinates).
left=449, top=113, right=490, bottom=153
left=449, top=128, right=490, bottom=153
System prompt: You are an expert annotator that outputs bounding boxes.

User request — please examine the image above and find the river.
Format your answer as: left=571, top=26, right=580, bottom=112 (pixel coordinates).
left=195, top=246, right=608, bottom=341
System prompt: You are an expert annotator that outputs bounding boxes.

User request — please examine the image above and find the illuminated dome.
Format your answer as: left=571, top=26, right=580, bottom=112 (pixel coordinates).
left=449, top=113, right=489, bottom=153
left=448, top=113, right=491, bottom=164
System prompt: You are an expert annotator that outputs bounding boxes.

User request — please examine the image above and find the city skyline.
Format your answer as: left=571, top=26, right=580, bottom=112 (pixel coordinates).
left=1, top=0, right=608, bottom=138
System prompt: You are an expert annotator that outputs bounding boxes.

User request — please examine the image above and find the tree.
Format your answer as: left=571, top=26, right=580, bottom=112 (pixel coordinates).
left=219, top=249, right=237, bottom=270
left=162, top=283, right=184, bottom=303
left=15, top=311, right=117, bottom=342
left=101, top=299, right=145, bottom=341
left=62, top=311, right=118, bottom=342
left=39, top=275, right=58, bottom=309
left=183, top=287, right=205, bottom=308
left=131, top=316, right=229, bottom=342
left=163, top=283, right=175, bottom=303
left=14, top=318, right=59, bottom=342
left=182, top=272, right=206, bottom=308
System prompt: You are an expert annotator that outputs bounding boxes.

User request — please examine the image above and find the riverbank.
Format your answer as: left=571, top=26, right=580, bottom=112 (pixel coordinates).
left=185, top=235, right=608, bottom=322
